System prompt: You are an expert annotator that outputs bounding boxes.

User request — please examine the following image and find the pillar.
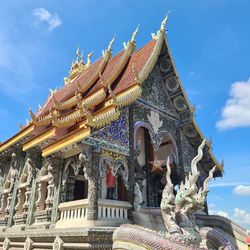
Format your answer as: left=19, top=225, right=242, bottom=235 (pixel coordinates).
left=85, top=145, right=100, bottom=221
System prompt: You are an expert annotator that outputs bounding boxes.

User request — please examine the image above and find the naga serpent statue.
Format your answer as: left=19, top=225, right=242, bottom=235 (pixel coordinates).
left=113, top=140, right=237, bottom=250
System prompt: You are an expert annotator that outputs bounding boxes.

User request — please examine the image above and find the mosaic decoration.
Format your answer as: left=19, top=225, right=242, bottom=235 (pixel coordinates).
left=159, top=58, right=172, bottom=73
left=142, top=63, right=177, bottom=115
left=165, top=73, right=179, bottom=93
left=183, top=124, right=198, bottom=138
left=173, top=95, right=187, bottom=112
left=93, top=109, right=129, bottom=149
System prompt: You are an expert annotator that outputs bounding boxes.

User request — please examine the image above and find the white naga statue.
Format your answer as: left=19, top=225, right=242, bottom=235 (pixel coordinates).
left=160, top=139, right=216, bottom=246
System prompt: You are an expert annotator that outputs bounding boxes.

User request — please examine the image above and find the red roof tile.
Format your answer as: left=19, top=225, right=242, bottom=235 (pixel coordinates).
left=38, top=39, right=156, bottom=117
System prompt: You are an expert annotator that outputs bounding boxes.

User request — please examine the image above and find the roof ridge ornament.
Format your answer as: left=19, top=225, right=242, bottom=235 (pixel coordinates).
left=86, top=51, right=94, bottom=68
left=160, top=13, right=169, bottom=32
left=151, top=11, right=171, bottom=40
left=123, top=25, right=139, bottom=51
left=131, top=25, right=140, bottom=43
left=102, top=35, right=116, bottom=56
left=29, top=108, right=37, bottom=123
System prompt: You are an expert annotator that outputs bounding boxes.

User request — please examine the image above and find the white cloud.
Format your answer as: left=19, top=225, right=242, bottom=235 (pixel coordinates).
left=216, top=78, right=250, bottom=130
left=233, top=185, right=250, bottom=196
left=33, top=8, right=62, bottom=31
left=209, top=209, right=229, bottom=218
left=234, top=208, right=250, bottom=226
left=217, top=210, right=229, bottom=218
left=210, top=182, right=250, bottom=188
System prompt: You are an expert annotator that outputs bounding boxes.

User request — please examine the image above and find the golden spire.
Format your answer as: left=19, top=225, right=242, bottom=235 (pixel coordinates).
left=86, top=51, right=94, bottom=68
left=76, top=46, right=80, bottom=62
left=49, top=87, right=58, bottom=96
left=80, top=50, right=84, bottom=63
left=108, top=35, right=115, bottom=52
left=131, top=25, right=140, bottom=43
left=29, top=108, right=37, bottom=123
left=160, top=10, right=171, bottom=32
left=103, top=36, right=116, bottom=56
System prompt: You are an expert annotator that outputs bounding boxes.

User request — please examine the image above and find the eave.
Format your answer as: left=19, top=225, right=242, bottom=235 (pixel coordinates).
left=0, top=125, right=35, bottom=153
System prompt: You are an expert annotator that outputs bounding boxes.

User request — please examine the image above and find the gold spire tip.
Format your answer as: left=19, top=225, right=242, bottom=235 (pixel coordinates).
left=107, top=35, right=116, bottom=52
left=160, top=13, right=169, bottom=31
left=131, top=24, right=140, bottom=43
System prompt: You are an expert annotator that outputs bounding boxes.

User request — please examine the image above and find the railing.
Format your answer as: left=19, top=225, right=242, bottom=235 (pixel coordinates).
left=56, top=198, right=132, bottom=228
left=59, top=199, right=88, bottom=221
left=98, top=199, right=131, bottom=220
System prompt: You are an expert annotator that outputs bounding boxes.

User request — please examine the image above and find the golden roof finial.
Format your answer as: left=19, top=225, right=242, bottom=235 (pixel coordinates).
left=49, top=87, right=58, bottom=96
left=86, top=51, right=94, bottom=68
left=108, top=35, right=116, bottom=52
left=29, top=108, right=37, bottom=123
left=76, top=46, right=80, bottom=61
left=131, top=25, right=140, bottom=43
left=80, top=50, right=84, bottom=63
left=160, top=11, right=170, bottom=32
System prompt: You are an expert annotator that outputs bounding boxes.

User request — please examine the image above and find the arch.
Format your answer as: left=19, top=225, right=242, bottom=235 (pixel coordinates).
left=134, top=121, right=179, bottom=163
left=60, top=156, right=88, bottom=202
left=133, top=121, right=179, bottom=207
left=99, top=155, right=128, bottom=201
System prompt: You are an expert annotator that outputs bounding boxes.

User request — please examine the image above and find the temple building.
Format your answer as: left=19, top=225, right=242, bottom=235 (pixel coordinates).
left=0, top=15, right=248, bottom=250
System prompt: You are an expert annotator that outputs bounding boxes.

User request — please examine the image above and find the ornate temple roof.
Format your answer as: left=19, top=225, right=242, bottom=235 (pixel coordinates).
left=0, top=15, right=223, bottom=175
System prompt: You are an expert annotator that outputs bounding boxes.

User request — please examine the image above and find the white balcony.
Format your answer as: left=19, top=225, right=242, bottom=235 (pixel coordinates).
left=56, top=198, right=132, bottom=228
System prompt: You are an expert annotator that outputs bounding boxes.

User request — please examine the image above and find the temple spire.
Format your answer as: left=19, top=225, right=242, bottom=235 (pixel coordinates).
left=131, top=25, right=140, bottom=43
left=160, top=14, right=168, bottom=32
left=107, top=35, right=115, bottom=52
left=86, top=51, right=94, bottom=68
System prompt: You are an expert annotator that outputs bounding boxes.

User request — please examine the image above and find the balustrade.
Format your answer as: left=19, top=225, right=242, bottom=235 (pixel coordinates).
left=56, top=198, right=131, bottom=228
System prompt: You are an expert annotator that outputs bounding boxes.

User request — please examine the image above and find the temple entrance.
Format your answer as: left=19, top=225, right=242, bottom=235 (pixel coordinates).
left=135, top=125, right=179, bottom=207
left=64, top=164, right=88, bottom=202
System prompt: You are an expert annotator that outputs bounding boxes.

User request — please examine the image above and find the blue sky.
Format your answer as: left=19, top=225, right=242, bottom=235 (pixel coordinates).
left=0, top=1, right=249, bottom=228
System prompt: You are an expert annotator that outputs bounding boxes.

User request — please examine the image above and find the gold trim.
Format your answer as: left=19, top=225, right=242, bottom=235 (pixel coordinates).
left=86, top=105, right=120, bottom=128
left=116, top=83, right=142, bottom=107
left=83, top=87, right=106, bottom=109
left=0, top=125, right=35, bottom=152
left=42, top=127, right=91, bottom=157
left=164, top=29, right=222, bottom=172
left=102, top=28, right=138, bottom=89
left=138, top=18, right=166, bottom=83
left=23, top=127, right=57, bottom=151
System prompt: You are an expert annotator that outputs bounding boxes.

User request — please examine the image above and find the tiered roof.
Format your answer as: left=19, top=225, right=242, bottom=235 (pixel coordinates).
left=0, top=15, right=223, bottom=174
